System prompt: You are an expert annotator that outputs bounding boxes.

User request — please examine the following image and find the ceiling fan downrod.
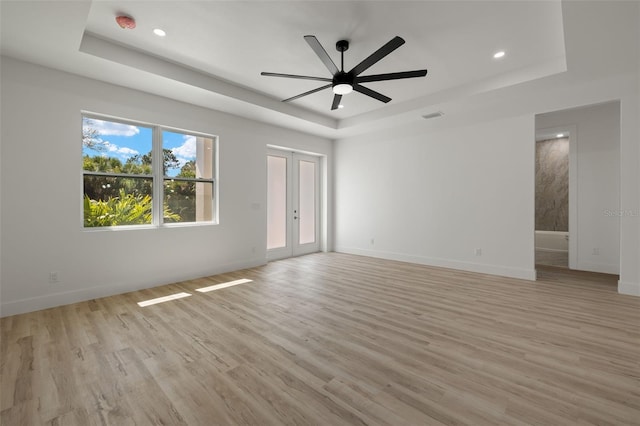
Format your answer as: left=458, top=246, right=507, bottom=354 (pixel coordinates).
left=336, top=39, right=349, bottom=72
left=333, top=40, right=353, bottom=95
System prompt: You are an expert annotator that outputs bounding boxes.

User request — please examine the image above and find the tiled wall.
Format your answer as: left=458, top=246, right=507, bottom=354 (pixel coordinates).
left=535, top=138, right=569, bottom=231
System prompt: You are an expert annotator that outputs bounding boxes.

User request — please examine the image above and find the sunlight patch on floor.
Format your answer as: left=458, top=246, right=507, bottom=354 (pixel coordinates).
left=137, top=292, right=192, bottom=307
left=195, top=278, right=253, bottom=293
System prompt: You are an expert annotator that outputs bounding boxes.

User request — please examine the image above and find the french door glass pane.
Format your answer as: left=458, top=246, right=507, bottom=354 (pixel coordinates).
left=267, top=155, right=287, bottom=249
left=298, top=160, right=315, bottom=245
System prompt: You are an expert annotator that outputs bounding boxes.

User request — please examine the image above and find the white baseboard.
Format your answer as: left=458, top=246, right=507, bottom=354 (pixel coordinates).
left=618, top=280, right=640, bottom=296
left=535, top=248, right=568, bottom=253
left=335, top=246, right=536, bottom=281
left=0, top=258, right=267, bottom=318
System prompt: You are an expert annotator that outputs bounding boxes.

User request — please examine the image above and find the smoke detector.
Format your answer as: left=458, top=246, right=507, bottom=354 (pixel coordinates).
left=116, top=15, right=136, bottom=29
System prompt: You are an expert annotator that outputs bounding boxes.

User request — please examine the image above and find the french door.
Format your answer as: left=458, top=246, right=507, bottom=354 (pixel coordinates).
left=267, top=149, right=320, bottom=260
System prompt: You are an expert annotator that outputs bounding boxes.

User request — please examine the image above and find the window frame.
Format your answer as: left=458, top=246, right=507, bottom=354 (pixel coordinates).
left=81, top=112, right=219, bottom=230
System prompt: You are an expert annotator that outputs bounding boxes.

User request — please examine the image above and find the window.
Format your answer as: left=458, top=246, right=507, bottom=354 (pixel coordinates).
left=82, top=114, right=217, bottom=228
left=162, top=130, right=215, bottom=223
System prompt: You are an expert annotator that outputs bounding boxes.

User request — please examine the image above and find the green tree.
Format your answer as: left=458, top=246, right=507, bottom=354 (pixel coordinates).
left=178, top=160, right=196, bottom=178
left=83, top=155, right=153, bottom=202
left=122, top=156, right=152, bottom=175
left=84, top=190, right=181, bottom=227
left=132, top=149, right=181, bottom=175
left=83, top=154, right=183, bottom=225
left=83, top=155, right=124, bottom=173
left=163, top=160, right=199, bottom=222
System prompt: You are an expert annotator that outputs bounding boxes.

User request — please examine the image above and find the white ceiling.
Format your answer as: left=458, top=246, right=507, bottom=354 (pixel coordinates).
left=1, top=1, right=567, bottom=138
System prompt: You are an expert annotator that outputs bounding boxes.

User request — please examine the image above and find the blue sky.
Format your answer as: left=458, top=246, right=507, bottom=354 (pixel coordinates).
left=83, top=117, right=197, bottom=177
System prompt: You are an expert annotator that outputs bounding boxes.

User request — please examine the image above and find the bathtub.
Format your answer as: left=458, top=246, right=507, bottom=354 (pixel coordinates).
left=535, top=230, right=569, bottom=252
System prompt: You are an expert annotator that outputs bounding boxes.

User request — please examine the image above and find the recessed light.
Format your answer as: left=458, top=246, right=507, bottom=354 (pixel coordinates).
left=557, top=133, right=564, bottom=138
left=153, top=28, right=166, bottom=37
left=338, top=104, right=344, bottom=109
left=493, top=50, right=505, bottom=59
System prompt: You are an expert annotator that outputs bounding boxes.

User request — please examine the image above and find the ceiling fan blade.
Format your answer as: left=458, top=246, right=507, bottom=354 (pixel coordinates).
left=356, top=69, right=428, bottom=83
left=353, top=84, right=391, bottom=103
left=331, top=94, right=343, bottom=110
left=261, top=72, right=332, bottom=82
left=304, top=35, right=339, bottom=75
left=282, top=84, right=332, bottom=103
left=350, top=36, right=405, bottom=76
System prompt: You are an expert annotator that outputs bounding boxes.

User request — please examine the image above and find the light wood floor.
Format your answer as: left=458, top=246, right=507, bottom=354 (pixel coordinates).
left=535, top=249, right=569, bottom=268
left=1, top=253, right=639, bottom=425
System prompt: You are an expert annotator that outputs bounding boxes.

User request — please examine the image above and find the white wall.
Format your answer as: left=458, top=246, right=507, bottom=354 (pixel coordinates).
left=0, top=57, right=333, bottom=316
left=536, top=102, right=620, bottom=275
left=637, top=2, right=640, bottom=296
left=335, top=115, right=536, bottom=280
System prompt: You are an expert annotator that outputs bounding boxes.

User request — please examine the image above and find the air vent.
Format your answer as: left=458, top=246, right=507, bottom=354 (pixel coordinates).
left=422, top=111, right=444, bottom=120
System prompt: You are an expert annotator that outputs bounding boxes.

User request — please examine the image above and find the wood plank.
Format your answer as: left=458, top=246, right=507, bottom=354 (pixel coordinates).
left=1, top=253, right=639, bottom=425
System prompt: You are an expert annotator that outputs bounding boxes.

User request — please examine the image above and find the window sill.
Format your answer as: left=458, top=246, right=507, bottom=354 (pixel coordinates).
left=83, top=221, right=218, bottom=232
left=161, top=221, right=219, bottom=229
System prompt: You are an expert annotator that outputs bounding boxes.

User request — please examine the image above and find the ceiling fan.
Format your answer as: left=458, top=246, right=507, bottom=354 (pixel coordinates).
left=261, top=35, right=428, bottom=111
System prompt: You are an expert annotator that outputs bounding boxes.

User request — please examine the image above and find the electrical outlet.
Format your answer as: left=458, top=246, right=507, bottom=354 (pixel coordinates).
left=49, top=271, right=59, bottom=283
left=475, top=248, right=482, bottom=256
left=370, top=238, right=375, bottom=246
left=592, top=247, right=600, bottom=255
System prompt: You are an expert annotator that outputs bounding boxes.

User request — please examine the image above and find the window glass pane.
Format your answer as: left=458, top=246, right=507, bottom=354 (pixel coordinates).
left=83, top=176, right=153, bottom=227
left=162, top=131, right=214, bottom=179
left=298, top=160, right=315, bottom=245
left=267, top=155, right=287, bottom=249
left=164, top=180, right=213, bottom=223
left=82, top=117, right=152, bottom=175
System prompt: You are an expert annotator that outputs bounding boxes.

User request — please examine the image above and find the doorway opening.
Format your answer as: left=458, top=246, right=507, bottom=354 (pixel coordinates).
left=534, top=129, right=572, bottom=268
left=534, top=101, right=621, bottom=276
left=267, top=148, right=321, bottom=261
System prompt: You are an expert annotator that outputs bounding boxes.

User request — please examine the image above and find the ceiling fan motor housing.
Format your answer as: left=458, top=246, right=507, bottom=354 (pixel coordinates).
left=333, top=71, right=353, bottom=86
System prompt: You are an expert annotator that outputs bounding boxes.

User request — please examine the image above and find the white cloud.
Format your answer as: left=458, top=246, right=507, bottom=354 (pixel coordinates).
left=84, top=118, right=140, bottom=137
left=172, top=135, right=197, bottom=165
left=104, top=141, right=139, bottom=156
left=116, top=146, right=139, bottom=156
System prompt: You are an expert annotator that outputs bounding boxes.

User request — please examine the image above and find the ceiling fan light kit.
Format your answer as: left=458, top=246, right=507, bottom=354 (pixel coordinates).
left=262, top=35, right=428, bottom=111
left=333, top=83, right=353, bottom=95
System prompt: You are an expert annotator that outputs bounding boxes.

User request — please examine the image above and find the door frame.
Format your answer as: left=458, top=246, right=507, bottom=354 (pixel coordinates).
left=267, top=148, right=322, bottom=261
